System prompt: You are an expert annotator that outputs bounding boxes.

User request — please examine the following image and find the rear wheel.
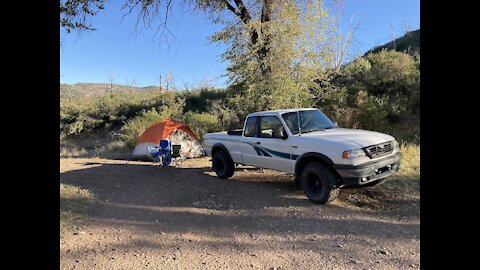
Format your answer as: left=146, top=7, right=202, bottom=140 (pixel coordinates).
left=212, top=151, right=234, bottom=179
left=301, top=162, right=340, bottom=204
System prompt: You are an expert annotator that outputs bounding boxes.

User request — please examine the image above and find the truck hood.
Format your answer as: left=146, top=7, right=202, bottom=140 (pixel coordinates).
left=299, top=128, right=395, bottom=148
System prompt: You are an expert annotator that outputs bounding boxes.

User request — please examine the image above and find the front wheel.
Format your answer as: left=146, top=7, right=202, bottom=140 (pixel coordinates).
left=301, top=162, right=340, bottom=204
left=212, top=151, right=235, bottom=179
left=294, top=176, right=302, bottom=189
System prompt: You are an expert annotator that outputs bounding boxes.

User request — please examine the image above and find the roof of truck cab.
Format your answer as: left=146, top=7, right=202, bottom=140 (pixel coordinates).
left=247, top=108, right=317, bottom=117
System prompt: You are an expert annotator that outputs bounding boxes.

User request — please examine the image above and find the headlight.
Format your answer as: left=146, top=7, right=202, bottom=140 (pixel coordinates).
left=393, top=140, right=399, bottom=150
left=342, top=149, right=366, bottom=159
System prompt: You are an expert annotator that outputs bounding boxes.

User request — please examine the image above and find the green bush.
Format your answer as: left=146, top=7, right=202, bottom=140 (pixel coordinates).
left=408, top=92, right=420, bottom=114
left=60, top=48, right=420, bottom=145
left=338, top=49, right=420, bottom=114
left=207, top=100, right=241, bottom=130
left=334, top=91, right=389, bottom=131
left=60, top=91, right=185, bottom=138
left=343, top=57, right=372, bottom=81
left=182, top=112, right=221, bottom=139
left=364, top=49, right=420, bottom=98
left=121, top=108, right=170, bottom=148
left=354, top=91, right=389, bottom=130
left=182, top=88, right=228, bottom=113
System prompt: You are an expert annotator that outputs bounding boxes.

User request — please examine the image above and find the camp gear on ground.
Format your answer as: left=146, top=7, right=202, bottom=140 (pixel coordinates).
left=131, top=119, right=203, bottom=161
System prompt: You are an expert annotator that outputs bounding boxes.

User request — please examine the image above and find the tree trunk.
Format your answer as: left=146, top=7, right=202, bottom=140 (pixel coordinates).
left=258, top=0, right=274, bottom=76
left=223, top=0, right=274, bottom=76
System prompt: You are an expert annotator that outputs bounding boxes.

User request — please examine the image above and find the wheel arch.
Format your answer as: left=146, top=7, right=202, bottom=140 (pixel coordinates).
left=211, top=143, right=234, bottom=163
left=295, top=152, right=339, bottom=179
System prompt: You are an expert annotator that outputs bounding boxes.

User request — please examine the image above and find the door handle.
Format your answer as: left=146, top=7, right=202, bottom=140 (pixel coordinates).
left=256, top=142, right=261, bottom=145
left=291, top=145, right=298, bottom=148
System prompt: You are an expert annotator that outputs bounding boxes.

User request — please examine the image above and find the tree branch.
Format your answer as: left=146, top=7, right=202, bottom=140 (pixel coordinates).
left=161, top=0, right=173, bottom=35
left=221, top=0, right=258, bottom=46
left=221, top=0, right=241, bottom=18
left=258, top=0, right=274, bottom=75
left=233, top=0, right=252, bottom=24
left=120, top=0, right=141, bottom=24
left=261, top=0, right=273, bottom=23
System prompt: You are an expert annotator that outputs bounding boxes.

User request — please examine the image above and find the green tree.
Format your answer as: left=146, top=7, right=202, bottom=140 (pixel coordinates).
left=61, top=0, right=353, bottom=114
left=340, top=49, right=420, bottom=113
left=365, top=49, right=419, bottom=99
left=216, top=1, right=342, bottom=112
left=182, top=111, right=220, bottom=138
left=61, top=0, right=279, bottom=77
left=60, top=0, right=105, bottom=33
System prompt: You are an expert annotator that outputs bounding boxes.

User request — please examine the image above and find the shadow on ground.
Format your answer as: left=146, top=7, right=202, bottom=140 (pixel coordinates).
left=60, top=160, right=419, bottom=243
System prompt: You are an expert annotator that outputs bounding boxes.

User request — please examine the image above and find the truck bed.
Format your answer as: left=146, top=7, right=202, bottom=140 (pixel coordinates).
left=226, top=129, right=243, bottom=136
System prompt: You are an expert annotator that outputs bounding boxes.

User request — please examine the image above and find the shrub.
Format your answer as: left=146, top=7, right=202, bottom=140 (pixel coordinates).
left=182, top=88, right=228, bottom=113
left=121, top=108, right=181, bottom=148
left=60, top=91, right=185, bottom=138
left=182, top=112, right=221, bottom=139
left=334, top=91, right=389, bottom=130
left=354, top=91, right=389, bottom=130
left=313, top=87, right=349, bottom=118
left=364, top=49, right=420, bottom=98
left=343, top=57, right=372, bottom=81
left=337, top=49, right=420, bottom=115
left=207, top=100, right=241, bottom=130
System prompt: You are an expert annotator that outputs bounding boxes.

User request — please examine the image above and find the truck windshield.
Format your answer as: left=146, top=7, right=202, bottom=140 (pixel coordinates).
left=282, top=110, right=336, bottom=135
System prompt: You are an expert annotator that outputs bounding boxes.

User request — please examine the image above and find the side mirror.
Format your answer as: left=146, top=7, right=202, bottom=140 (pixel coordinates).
left=281, top=129, right=288, bottom=140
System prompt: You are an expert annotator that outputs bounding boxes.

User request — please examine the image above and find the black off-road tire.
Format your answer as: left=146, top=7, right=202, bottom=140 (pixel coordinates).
left=294, top=176, right=302, bottom=188
left=212, top=151, right=235, bottom=179
left=301, top=162, right=340, bottom=204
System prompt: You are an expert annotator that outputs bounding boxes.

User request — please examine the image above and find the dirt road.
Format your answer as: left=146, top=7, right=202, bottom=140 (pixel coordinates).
left=60, top=157, right=419, bottom=270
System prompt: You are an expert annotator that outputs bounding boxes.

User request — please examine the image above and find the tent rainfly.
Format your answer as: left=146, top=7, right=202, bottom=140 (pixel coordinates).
left=130, top=119, right=204, bottom=161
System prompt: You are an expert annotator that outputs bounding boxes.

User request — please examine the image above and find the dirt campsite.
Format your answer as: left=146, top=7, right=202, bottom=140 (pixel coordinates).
left=60, top=3, right=421, bottom=266
left=60, top=136, right=420, bottom=270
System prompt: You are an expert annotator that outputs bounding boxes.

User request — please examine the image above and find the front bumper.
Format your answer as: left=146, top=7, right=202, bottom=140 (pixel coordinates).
left=333, top=152, right=402, bottom=186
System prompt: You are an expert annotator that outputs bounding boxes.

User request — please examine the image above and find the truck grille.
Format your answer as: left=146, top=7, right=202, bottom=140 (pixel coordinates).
left=364, top=141, right=393, bottom=158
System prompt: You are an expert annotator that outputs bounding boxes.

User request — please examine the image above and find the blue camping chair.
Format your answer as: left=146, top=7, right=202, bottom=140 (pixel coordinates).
left=148, top=139, right=181, bottom=166
left=159, top=139, right=172, bottom=166
left=147, top=145, right=161, bottom=164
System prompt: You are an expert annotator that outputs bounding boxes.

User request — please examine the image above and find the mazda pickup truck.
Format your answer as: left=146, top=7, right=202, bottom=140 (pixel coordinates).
left=202, top=108, right=402, bottom=204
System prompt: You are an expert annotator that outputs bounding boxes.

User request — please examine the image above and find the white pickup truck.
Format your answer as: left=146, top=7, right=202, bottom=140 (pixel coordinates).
left=202, top=108, right=402, bottom=204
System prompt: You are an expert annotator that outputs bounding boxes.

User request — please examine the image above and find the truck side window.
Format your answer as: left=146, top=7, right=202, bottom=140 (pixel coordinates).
left=259, top=116, right=285, bottom=139
left=282, top=112, right=300, bottom=134
left=244, top=116, right=258, bottom=137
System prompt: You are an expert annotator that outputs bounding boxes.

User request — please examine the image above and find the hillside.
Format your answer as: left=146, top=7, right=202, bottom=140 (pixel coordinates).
left=60, top=83, right=161, bottom=99
left=366, top=29, right=420, bottom=56
left=61, top=30, right=420, bottom=99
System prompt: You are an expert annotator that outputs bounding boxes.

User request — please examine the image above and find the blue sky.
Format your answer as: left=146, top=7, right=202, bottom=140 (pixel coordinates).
left=60, top=0, right=420, bottom=88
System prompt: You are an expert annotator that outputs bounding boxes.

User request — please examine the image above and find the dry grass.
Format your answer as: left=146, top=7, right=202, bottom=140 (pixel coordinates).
left=337, top=144, right=420, bottom=216
left=60, top=136, right=130, bottom=159
left=92, top=140, right=129, bottom=158
left=60, top=146, right=88, bottom=158
left=384, top=144, right=420, bottom=192
left=60, top=183, right=95, bottom=200
left=397, top=144, right=420, bottom=178
left=60, top=183, right=97, bottom=236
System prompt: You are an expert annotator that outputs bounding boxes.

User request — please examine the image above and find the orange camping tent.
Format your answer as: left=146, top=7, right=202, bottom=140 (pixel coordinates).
left=136, top=119, right=199, bottom=144
left=131, top=119, right=203, bottom=161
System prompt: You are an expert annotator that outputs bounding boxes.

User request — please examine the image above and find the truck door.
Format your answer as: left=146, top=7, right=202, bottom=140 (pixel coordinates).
left=251, top=116, right=293, bottom=172
left=239, top=116, right=261, bottom=166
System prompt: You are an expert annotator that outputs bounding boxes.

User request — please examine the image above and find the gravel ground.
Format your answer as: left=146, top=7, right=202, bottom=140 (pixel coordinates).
left=60, top=156, right=420, bottom=270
